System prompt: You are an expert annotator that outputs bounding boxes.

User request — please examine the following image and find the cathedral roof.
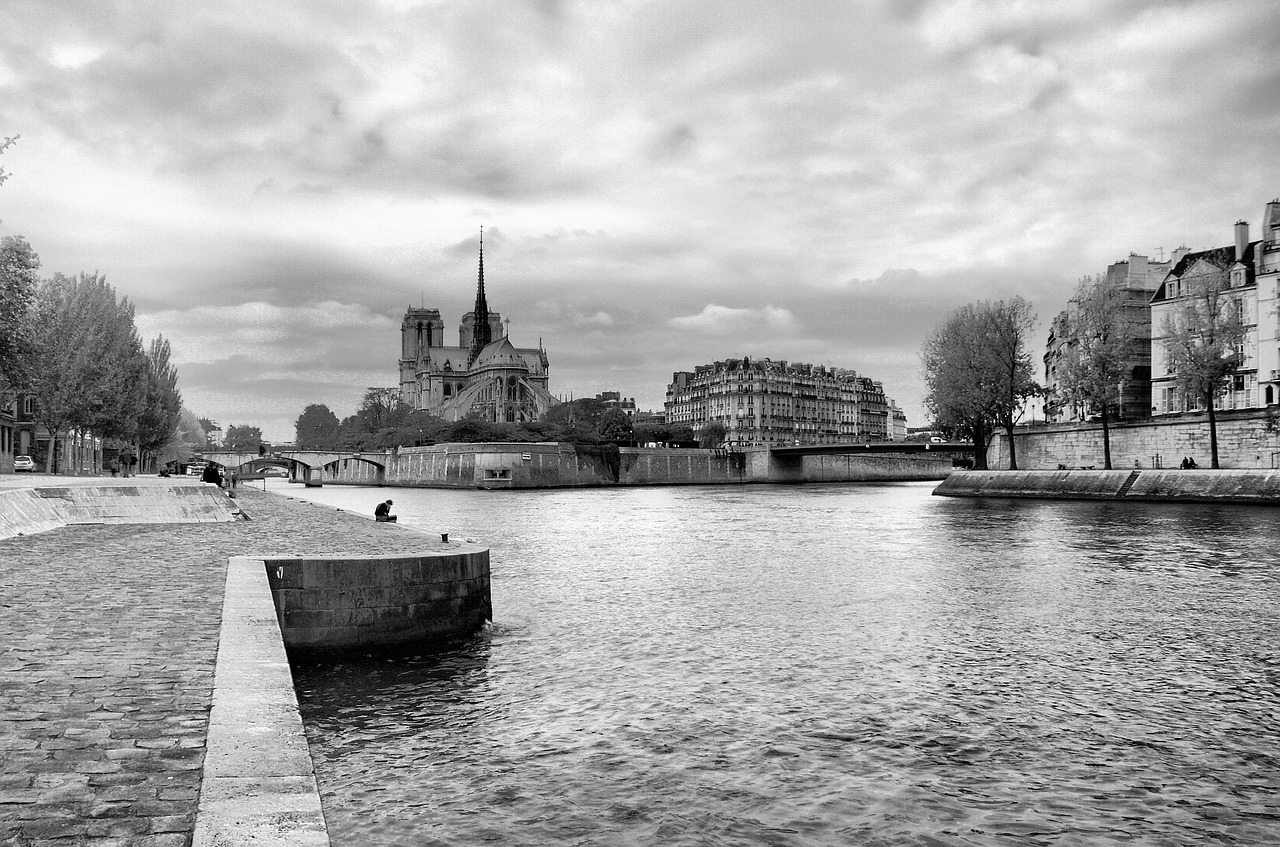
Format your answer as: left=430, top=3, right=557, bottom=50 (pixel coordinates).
left=471, top=337, right=530, bottom=371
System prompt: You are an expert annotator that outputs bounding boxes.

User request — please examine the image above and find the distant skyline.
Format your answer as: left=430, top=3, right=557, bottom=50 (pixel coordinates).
left=3, top=0, right=1280, bottom=441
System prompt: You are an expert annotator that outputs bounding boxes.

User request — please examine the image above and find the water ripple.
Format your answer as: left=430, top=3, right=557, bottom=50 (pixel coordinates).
left=287, top=482, right=1280, bottom=845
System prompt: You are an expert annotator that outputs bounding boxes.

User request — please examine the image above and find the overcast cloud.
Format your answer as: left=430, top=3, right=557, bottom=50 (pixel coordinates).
left=4, top=0, right=1280, bottom=441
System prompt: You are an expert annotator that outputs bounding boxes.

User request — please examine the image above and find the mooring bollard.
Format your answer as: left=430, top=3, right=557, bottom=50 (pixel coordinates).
left=441, top=532, right=449, bottom=543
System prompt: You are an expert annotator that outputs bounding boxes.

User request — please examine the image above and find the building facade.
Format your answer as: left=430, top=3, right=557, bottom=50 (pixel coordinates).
left=664, top=357, right=899, bottom=446
left=595, top=391, right=638, bottom=418
left=398, top=234, right=555, bottom=423
left=0, top=390, right=103, bottom=474
left=1043, top=251, right=1177, bottom=423
left=1150, top=202, right=1280, bottom=415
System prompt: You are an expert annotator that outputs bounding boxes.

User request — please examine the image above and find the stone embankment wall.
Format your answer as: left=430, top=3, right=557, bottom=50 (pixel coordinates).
left=988, top=409, right=1280, bottom=470
left=0, top=482, right=237, bottom=540
left=262, top=548, right=492, bottom=655
left=936, top=468, right=1280, bottom=503
left=318, top=442, right=953, bottom=488
left=755, top=452, right=951, bottom=483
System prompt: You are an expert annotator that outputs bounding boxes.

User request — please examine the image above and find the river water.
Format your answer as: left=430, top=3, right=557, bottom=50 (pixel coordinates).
left=272, top=479, right=1280, bottom=846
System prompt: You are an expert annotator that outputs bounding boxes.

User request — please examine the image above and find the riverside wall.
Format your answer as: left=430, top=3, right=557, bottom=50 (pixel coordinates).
left=262, top=548, right=492, bottom=655
left=0, top=479, right=238, bottom=540
left=936, top=468, right=1280, bottom=504
left=987, top=408, right=1280, bottom=470
left=316, top=442, right=955, bottom=488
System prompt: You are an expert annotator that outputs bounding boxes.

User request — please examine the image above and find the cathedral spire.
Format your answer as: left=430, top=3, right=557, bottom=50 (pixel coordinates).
left=469, top=227, right=493, bottom=366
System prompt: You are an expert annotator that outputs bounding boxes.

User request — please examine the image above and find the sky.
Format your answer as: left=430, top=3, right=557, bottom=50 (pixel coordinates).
left=3, top=0, right=1280, bottom=443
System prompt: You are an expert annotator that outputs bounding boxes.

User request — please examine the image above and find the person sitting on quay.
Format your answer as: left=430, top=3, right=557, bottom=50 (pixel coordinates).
left=375, top=499, right=397, bottom=522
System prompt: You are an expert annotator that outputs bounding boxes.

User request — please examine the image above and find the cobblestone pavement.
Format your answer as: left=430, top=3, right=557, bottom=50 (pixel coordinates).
left=1, top=484, right=447, bottom=847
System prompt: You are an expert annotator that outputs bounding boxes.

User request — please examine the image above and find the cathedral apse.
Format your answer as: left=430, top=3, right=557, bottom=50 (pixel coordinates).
left=398, top=233, right=555, bottom=423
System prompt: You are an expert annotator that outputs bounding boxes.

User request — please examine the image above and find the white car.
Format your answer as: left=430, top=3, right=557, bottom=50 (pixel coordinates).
left=13, top=455, right=34, bottom=472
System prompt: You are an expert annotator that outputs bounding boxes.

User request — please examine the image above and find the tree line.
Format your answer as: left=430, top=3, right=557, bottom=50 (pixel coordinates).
left=294, top=389, right=709, bottom=450
left=1, top=235, right=184, bottom=472
left=922, top=260, right=1245, bottom=470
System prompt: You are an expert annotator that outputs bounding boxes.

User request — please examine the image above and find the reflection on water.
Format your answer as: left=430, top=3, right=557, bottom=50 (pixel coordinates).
left=284, top=481, right=1280, bottom=845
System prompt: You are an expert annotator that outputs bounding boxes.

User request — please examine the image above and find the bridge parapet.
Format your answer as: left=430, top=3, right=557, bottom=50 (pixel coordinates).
left=276, top=451, right=387, bottom=471
left=198, top=452, right=261, bottom=469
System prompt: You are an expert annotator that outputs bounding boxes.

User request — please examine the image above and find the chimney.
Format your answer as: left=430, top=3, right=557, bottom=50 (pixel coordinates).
left=1235, top=219, right=1249, bottom=260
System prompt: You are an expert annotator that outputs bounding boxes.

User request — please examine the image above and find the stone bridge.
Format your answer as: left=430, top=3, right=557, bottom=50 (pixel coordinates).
left=198, top=450, right=388, bottom=486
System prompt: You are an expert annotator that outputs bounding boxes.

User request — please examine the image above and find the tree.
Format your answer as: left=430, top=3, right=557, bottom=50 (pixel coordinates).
left=225, top=424, right=263, bottom=453
left=699, top=420, right=728, bottom=448
left=333, top=388, right=416, bottom=449
left=597, top=408, right=634, bottom=444
left=1056, top=276, right=1133, bottom=469
left=986, top=297, right=1039, bottom=470
left=921, top=299, right=1038, bottom=470
left=0, top=235, right=39, bottom=390
left=1162, top=259, right=1244, bottom=469
left=295, top=404, right=340, bottom=448
left=155, top=407, right=207, bottom=468
left=136, top=335, right=183, bottom=471
left=543, top=397, right=606, bottom=430
left=444, top=415, right=507, bottom=443
left=27, top=272, right=146, bottom=472
left=356, top=387, right=409, bottom=432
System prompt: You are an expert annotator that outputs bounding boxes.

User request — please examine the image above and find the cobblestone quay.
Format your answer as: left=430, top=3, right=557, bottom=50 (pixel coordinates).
left=1, top=483, right=441, bottom=847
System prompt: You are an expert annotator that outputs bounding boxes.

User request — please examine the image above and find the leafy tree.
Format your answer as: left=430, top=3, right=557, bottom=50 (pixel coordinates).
left=357, top=387, right=409, bottom=431
left=597, top=408, right=633, bottom=444
left=633, top=423, right=668, bottom=444
left=543, top=397, right=606, bottom=430
left=225, top=424, right=263, bottom=453
left=384, top=410, right=452, bottom=447
left=699, top=420, right=728, bottom=448
left=136, top=335, right=183, bottom=470
left=0, top=235, right=40, bottom=390
left=156, top=407, right=207, bottom=468
left=1056, top=276, right=1133, bottom=469
left=1161, top=259, right=1244, bottom=469
left=295, top=403, right=340, bottom=448
left=922, top=299, right=1039, bottom=470
left=333, top=388, right=415, bottom=449
left=27, top=272, right=145, bottom=472
left=986, top=297, right=1040, bottom=470
left=445, top=415, right=508, bottom=443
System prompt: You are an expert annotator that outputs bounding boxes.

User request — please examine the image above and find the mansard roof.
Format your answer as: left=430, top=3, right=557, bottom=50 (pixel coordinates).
left=1152, top=244, right=1254, bottom=302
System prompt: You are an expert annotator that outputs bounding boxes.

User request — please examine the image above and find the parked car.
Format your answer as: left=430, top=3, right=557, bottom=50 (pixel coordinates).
left=13, top=455, right=34, bottom=472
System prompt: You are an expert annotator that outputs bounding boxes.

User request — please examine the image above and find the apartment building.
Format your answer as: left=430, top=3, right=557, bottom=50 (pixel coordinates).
left=1150, top=202, right=1280, bottom=415
left=665, top=357, right=897, bottom=446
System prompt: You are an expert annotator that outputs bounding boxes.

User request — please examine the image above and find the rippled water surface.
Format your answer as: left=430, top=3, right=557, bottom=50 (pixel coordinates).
left=279, top=481, right=1280, bottom=846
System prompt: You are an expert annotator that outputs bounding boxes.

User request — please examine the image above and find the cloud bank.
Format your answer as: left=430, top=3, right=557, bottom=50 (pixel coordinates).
left=3, top=0, right=1279, bottom=439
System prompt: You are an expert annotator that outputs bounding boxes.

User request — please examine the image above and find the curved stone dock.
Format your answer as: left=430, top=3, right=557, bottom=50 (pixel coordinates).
left=0, top=479, right=478, bottom=847
left=934, top=468, right=1280, bottom=503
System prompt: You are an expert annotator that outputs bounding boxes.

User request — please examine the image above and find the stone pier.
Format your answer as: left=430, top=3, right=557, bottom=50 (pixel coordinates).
left=0, top=478, right=477, bottom=847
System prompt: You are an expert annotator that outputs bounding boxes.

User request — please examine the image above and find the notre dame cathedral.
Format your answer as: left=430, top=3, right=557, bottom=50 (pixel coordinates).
left=397, top=233, right=556, bottom=423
